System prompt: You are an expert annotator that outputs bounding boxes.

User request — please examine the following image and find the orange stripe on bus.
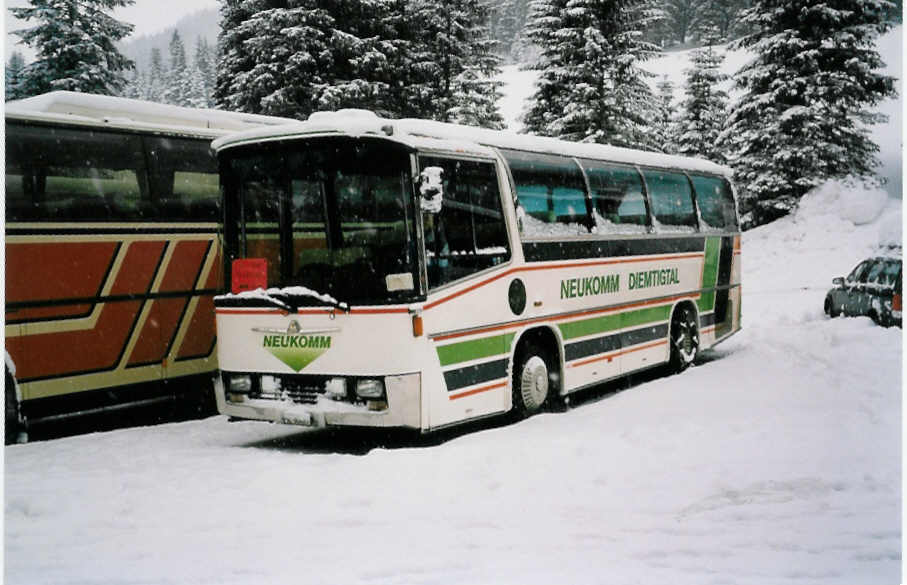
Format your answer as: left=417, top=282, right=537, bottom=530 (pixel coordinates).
left=568, top=339, right=668, bottom=368
left=424, top=253, right=704, bottom=310
left=449, top=380, right=508, bottom=400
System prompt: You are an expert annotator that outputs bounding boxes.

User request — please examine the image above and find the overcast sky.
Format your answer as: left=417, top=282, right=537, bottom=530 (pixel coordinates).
left=5, top=0, right=220, bottom=62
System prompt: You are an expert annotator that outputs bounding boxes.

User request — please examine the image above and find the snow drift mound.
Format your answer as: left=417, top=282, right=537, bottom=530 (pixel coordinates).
left=796, top=178, right=889, bottom=226
left=743, top=178, right=901, bottom=325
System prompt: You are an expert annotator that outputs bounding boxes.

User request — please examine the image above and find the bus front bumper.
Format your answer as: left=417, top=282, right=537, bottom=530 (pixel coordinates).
left=213, top=373, right=423, bottom=429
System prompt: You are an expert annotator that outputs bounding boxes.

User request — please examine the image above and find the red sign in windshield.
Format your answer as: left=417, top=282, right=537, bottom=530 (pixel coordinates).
left=231, top=258, right=268, bottom=294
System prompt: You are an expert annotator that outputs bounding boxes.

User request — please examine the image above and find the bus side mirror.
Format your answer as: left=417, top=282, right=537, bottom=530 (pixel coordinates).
left=832, top=277, right=844, bottom=286
left=418, top=166, right=444, bottom=214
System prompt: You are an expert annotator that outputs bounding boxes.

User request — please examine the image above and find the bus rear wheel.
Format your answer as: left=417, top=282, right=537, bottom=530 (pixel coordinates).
left=669, top=305, right=699, bottom=374
left=512, top=343, right=553, bottom=416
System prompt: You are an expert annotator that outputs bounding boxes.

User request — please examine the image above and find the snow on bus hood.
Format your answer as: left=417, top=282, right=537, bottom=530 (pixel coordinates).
left=215, top=286, right=349, bottom=311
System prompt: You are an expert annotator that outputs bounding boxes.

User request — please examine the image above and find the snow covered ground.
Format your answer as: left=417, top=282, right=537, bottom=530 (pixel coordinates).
left=4, top=191, right=902, bottom=584
left=4, top=26, right=903, bottom=585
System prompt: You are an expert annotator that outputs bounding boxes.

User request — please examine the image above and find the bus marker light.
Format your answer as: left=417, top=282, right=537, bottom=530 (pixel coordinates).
left=412, top=314, right=424, bottom=337
left=326, top=378, right=348, bottom=400
left=260, top=375, right=281, bottom=393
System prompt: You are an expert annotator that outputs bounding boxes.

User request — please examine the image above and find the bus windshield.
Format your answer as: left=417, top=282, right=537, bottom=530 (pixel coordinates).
left=222, top=137, right=420, bottom=305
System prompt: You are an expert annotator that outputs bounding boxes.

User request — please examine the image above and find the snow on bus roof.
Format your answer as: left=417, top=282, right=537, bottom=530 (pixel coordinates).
left=5, top=91, right=296, bottom=135
left=212, top=109, right=731, bottom=176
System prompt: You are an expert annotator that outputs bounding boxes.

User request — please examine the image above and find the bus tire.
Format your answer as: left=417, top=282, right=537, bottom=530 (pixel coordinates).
left=5, top=368, right=23, bottom=445
left=512, top=342, right=553, bottom=416
left=669, top=304, right=699, bottom=374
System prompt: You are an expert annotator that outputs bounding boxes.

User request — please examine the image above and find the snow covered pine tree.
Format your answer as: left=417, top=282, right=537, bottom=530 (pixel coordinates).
left=215, top=0, right=504, bottom=127
left=10, top=0, right=135, bottom=97
left=723, top=0, right=897, bottom=228
left=675, top=31, right=729, bottom=163
left=523, top=0, right=662, bottom=149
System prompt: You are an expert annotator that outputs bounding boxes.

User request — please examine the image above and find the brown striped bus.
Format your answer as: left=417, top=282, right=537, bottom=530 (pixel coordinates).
left=212, top=110, right=742, bottom=432
left=4, top=91, right=293, bottom=442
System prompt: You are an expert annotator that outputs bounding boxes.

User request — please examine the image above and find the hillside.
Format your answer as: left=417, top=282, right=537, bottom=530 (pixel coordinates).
left=118, top=7, right=220, bottom=73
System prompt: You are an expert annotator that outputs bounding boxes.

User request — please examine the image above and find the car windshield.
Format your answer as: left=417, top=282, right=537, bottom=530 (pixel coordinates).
left=222, top=137, right=420, bottom=305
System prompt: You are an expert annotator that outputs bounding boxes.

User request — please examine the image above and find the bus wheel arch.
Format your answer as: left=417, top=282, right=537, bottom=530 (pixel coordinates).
left=510, top=326, right=562, bottom=416
left=668, top=301, right=700, bottom=374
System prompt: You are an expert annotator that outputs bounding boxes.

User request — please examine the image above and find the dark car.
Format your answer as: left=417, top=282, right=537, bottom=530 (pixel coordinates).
left=825, top=256, right=902, bottom=327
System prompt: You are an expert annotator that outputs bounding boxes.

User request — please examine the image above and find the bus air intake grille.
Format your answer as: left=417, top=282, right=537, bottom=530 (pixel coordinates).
left=278, top=376, right=327, bottom=405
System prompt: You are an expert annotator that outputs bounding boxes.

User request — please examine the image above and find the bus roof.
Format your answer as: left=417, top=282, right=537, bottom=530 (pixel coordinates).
left=5, top=91, right=296, bottom=137
left=212, top=109, right=732, bottom=176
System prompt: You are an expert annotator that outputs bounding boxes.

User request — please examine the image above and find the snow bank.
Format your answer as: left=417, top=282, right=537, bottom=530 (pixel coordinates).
left=797, top=179, right=890, bottom=226
left=742, top=177, right=901, bottom=329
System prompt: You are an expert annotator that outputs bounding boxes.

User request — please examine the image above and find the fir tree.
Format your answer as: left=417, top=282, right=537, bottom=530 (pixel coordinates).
left=523, top=0, right=661, bottom=149
left=216, top=1, right=351, bottom=117
left=675, top=32, right=728, bottom=162
left=11, top=0, right=135, bottom=96
left=662, top=0, right=705, bottom=45
left=148, top=47, right=167, bottom=103
left=194, top=37, right=216, bottom=107
left=406, top=0, right=505, bottom=126
left=123, top=67, right=146, bottom=100
left=6, top=51, right=27, bottom=101
left=654, top=75, right=677, bottom=153
left=216, top=0, right=503, bottom=127
left=723, top=0, right=897, bottom=228
left=164, top=30, right=188, bottom=105
left=699, top=0, right=751, bottom=40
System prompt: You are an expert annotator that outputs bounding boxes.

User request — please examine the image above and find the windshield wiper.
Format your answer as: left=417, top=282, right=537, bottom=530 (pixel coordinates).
left=214, top=290, right=293, bottom=312
left=269, top=286, right=351, bottom=313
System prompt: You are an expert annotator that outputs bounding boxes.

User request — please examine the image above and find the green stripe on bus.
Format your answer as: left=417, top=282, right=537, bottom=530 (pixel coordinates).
left=558, top=304, right=672, bottom=341
left=697, top=236, right=721, bottom=312
left=437, top=303, right=675, bottom=368
left=436, top=333, right=515, bottom=367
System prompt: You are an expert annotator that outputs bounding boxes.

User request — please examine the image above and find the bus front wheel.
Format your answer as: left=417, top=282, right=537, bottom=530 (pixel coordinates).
left=669, top=305, right=699, bottom=374
left=512, top=343, right=552, bottom=416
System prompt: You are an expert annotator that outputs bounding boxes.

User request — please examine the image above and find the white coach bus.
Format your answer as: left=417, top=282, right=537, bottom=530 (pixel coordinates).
left=212, top=110, right=741, bottom=431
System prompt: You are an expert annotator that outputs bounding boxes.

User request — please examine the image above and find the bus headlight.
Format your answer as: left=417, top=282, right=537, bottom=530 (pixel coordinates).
left=325, top=378, right=348, bottom=400
left=229, top=374, right=253, bottom=392
left=355, top=378, right=385, bottom=399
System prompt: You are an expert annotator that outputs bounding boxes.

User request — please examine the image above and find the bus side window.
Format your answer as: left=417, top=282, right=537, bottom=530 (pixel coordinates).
left=419, top=157, right=511, bottom=289
left=5, top=123, right=145, bottom=222
left=145, top=136, right=220, bottom=222
left=501, top=149, right=591, bottom=236
left=580, top=159, right=649, bottom=234
left=691, top=174, right=737, bottom=231
left=643, top=170, right=698, bottom=232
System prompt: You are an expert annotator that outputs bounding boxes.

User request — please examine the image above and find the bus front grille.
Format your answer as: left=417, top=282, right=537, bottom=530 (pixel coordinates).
left=276, top=376, right=326, bottom=404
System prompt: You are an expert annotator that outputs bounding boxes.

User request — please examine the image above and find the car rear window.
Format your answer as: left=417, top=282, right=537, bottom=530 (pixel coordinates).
left=875, top=259, right=902, bottom=287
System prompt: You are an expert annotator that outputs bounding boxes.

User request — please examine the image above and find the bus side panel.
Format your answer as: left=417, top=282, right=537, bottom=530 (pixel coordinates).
left=521, top=237, right=707, bottom=390
left=426, top=273, right=517, bottom=429
left=5, top=229, right=221, bottom=404
left=697, top=235, right=742, bottom=349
